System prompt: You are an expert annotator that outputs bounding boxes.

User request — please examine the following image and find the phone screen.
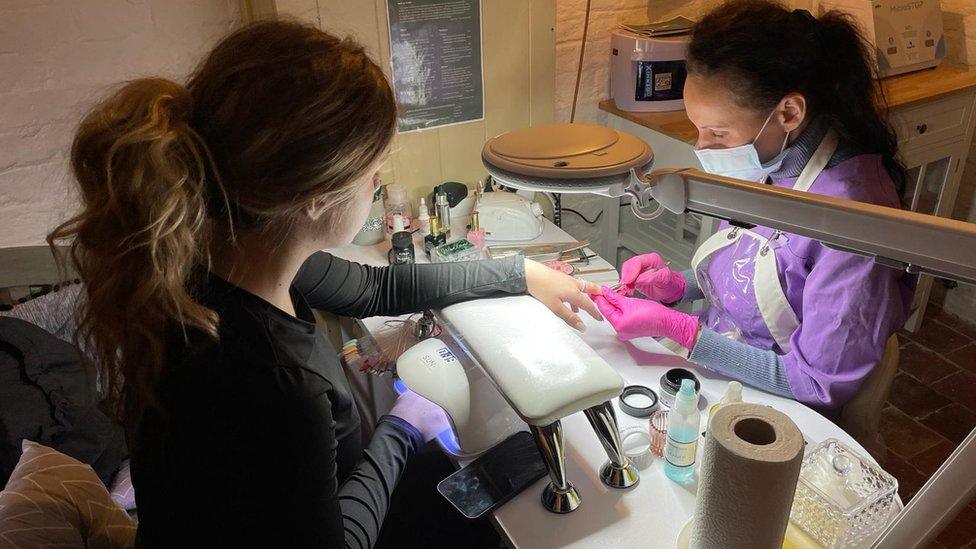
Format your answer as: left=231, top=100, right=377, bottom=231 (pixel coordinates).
left=437, top=431, right=548, bottom=519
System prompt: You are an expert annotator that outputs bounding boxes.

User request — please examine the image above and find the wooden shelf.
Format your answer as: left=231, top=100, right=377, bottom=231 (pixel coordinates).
left=599, top=62, right=976, bottom=145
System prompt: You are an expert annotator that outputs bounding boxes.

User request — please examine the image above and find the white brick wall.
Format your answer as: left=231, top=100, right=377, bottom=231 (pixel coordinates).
left=0, top=0, right=240, bottom=248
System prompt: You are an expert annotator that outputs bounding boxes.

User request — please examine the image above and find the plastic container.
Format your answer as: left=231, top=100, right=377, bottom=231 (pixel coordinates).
left=790, top=438, right=899, bottom=549
left=388, top=231, right=415, bottom=265
left=431, top=239, right=480, bottom=263
left=353, top=187, right=386, bottom=245
left=385, top=184, right=413, bottom=233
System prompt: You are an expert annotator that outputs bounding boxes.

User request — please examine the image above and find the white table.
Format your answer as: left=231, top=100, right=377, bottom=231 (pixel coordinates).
left=328, top=216, right=882, bottom=549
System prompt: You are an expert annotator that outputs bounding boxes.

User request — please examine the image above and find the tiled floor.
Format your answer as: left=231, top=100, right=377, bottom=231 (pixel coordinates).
left=882, top=305, right=976, bottom=548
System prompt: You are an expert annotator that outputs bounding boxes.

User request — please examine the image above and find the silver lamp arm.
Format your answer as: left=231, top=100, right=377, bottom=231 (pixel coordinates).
left=624, top=168, right=976, bottom=548
left=626, top=168, right=976, bottom=285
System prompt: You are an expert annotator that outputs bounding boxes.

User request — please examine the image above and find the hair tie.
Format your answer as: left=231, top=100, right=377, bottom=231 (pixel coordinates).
left=792, top=8, right=821, bottom=45
left=792, top=8, right=817, bottom=27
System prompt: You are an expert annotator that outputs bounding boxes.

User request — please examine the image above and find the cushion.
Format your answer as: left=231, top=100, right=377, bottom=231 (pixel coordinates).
left=0, top=440, right=135, bottom=549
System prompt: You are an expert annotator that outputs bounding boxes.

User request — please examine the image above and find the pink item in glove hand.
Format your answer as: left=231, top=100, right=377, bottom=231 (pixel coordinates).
left=593, top=287, right=699, bottom=348
left=618, top=252, right=686, bottom=303
left=389, top=390, right=451, bottom=442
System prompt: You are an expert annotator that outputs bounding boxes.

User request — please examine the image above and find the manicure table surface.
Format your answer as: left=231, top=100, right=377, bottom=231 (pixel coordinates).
left=328, top=214, right=886, bottom=549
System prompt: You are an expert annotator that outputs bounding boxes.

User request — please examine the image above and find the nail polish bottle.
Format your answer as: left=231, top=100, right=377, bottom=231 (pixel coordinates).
left=467, top=211, right=485, bottom=250
left=424, top=217, right=446, bottom=257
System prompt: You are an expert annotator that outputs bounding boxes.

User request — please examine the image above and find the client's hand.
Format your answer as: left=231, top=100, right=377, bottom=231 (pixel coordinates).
left=592, top=287, right=700, bottom=348
left=389, top=390, right=451, bottom=442
left=618, top=252, right=685, bottom=303
left=524, top=258, right=602, bottom=332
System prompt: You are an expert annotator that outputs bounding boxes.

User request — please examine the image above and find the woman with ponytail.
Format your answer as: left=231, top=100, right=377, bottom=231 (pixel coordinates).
left=51, top=20, right=602, bottom=547
left=593, top=0, right=914, bottom=411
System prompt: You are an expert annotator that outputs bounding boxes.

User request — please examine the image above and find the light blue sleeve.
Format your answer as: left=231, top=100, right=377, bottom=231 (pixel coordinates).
left=688, top=328, right=795, bottom=399
left=678, top=269, right=705, bottom=303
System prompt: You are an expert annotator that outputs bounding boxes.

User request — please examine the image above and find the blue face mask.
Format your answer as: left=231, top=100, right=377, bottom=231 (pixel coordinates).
left=693, top=109, right=790, bottom=183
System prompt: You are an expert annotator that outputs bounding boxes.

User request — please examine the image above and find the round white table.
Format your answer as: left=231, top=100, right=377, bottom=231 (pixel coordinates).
left=328, top=214, right=886, bottom=548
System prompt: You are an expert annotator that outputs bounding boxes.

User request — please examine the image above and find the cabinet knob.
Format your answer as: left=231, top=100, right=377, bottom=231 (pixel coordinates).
left=916, top=123, right=928, bottom=134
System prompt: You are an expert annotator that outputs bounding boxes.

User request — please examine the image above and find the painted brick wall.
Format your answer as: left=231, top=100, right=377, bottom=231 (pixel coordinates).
left=0, top=0, right=240, bottom=248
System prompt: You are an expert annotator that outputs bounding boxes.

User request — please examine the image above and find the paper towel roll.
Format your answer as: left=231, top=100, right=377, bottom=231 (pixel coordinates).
left=690, top=403, right=804, bottom=549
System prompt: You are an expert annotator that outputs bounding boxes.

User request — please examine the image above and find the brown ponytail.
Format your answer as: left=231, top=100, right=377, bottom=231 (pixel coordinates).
left=49, top=20, right=397, bottom=428
left=49, top=78, right=219, bottom=426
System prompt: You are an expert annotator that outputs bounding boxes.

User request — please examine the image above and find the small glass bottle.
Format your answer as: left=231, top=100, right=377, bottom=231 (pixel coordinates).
left=707, top=380, right=743, bottom=429
left=664, top=378, right=700, bottom=484
left=417, top=197, right=431, bottom=236
left=435, top=191, right=451, bottom=237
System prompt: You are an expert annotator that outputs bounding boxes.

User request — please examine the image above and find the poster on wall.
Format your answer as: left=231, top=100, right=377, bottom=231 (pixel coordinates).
left=386, top=0, right=484, bottom=133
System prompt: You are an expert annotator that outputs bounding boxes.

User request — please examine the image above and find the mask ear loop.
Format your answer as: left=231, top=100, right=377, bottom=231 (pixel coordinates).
left=754, top=106, right=792, bottom=155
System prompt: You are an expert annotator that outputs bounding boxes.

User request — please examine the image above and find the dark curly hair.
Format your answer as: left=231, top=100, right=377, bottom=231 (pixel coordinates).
left=687, top=0, right=905, bottom=193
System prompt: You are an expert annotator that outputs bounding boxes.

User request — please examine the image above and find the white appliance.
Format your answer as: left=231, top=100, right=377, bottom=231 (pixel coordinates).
left=610, top=29, right=690, bottom=112
left=475, top=191, right=544, bottom=242
left=821, top=0, right=945, bottom=77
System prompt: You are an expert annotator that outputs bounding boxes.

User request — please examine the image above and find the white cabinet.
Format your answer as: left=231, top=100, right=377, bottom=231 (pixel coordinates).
left=896, top=91, right=976, bottom=330
left=596, top=88, right=976, bottom=331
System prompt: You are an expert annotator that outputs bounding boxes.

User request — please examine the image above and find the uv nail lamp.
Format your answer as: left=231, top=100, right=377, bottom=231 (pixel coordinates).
left=397, top=295, right=638, bottom=513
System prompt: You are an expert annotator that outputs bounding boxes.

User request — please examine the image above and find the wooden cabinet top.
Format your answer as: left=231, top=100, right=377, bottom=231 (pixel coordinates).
left=599, top=62, right=976, bottom=145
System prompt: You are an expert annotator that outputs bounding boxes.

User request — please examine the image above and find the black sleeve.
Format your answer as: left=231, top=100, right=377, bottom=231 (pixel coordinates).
left=339, top=416, right=424, bottom=548
left=251, top=367, right=424, bottom=549
left=293, top=251, right=527, bottom=318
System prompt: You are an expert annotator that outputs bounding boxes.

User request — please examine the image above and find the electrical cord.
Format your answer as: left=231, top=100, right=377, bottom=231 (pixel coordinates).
left=562, top=207, right=603, bottom=225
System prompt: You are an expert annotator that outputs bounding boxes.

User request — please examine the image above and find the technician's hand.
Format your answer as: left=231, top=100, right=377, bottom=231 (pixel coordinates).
left=388, top=390, right=451, bottom=442
left=592, top=287, right=700, bottom=349
left=524, top=258, right=603, bottom=332
left=618, top=252, right=685, bottom=303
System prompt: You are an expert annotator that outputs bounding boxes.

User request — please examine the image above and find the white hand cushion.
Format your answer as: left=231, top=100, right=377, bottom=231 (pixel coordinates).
left=0, top=440, right=136, bottom=549
left=439, top=295, right=624, bottom=426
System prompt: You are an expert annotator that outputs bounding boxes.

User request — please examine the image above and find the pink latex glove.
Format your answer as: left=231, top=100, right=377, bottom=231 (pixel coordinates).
left=618, top=252, right=686, bottom=303
left=592, top=287, right=700, bottom=348
left=389, top=390, right=451, bottom=442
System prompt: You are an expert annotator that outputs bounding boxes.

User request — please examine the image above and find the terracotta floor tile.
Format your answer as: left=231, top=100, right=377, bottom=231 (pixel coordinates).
left=931, top=307, right=976, bottom=341
left=933, top=371, right=976, bottom=414
left=946, top=343, right=976, bottom=374
left=903, top=319, right=971, bottom=355
left=936, top=503, right=976, bottom=548
left=924, top=541, right=948, bottom=549
left=888, top=373, right=952, bottom=419
left=883, top=451, right=928, bottom=502
left=880, top=406, right=944, bottom=458
left=913, top=438, right=958, bottom=477
left=899, top=343, right=961, bottom=385
left=920, top=404, right=976, bottom=445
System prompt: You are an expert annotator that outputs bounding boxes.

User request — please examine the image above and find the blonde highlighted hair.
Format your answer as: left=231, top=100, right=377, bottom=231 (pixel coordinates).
left=49, top=20, right=397, bottom=429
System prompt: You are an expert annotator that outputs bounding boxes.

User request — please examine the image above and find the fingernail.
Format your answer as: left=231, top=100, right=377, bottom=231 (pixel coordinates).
left=574, top=320, right=586, bottom=332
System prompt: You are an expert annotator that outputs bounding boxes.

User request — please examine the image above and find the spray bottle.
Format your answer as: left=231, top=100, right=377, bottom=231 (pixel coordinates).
left=665, top=378, right=700, bottom=484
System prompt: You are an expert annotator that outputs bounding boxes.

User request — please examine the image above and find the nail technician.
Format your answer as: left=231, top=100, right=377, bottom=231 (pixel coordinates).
left=50, top=20, right=601, bottom=548
left=592, top=1, right=914, bottom=410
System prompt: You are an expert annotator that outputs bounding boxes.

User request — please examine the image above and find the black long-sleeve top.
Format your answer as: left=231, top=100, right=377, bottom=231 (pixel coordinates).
left=131, top=253, right=527, bottom=548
